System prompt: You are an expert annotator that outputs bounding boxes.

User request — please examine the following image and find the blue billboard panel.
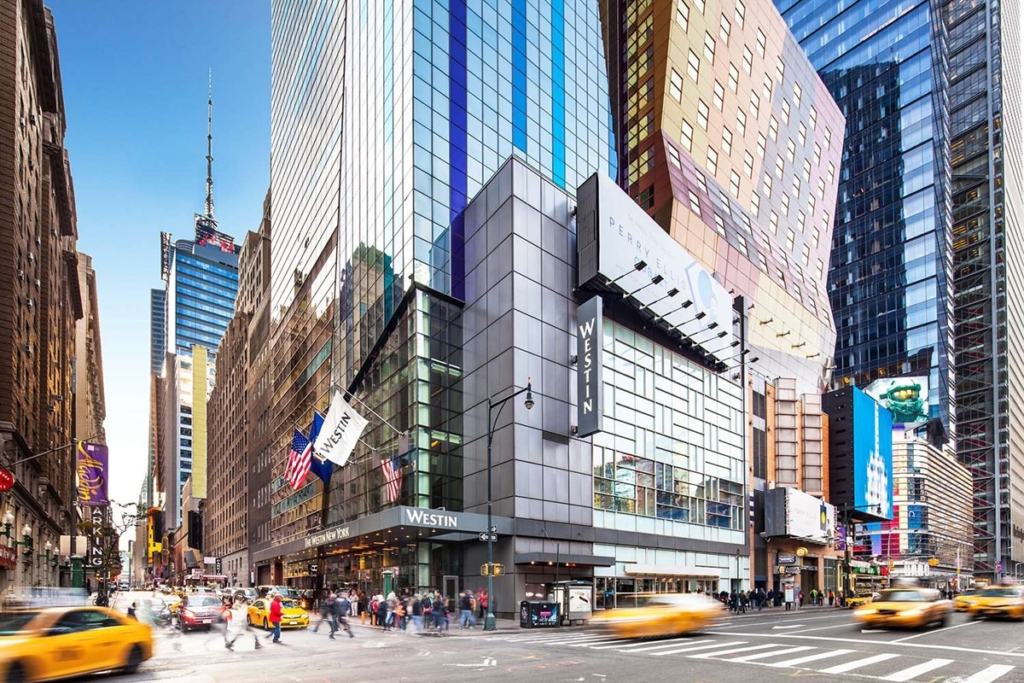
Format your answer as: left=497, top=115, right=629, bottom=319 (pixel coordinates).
left=852, top=387, right=893, bottom=520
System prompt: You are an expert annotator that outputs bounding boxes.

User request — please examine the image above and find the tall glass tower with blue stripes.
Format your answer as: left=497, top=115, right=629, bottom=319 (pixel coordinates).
left=265, top=0, right=616, bottom=580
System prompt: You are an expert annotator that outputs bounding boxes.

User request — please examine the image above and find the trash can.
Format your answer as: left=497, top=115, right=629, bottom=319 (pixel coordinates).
left=519, top=600, right=560, bottom=628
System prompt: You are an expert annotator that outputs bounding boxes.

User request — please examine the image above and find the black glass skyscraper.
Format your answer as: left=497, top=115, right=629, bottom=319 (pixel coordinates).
left=775, top=0, right=956, bottom=440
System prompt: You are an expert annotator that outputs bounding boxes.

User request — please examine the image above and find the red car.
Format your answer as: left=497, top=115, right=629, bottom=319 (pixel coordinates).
left=177, top=595, right=224, bottom=631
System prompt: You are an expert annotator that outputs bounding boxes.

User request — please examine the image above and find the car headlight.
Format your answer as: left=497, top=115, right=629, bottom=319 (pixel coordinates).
left=184, top=610, right=195, bottom=619
left=899, top=608, right=926, bottom=617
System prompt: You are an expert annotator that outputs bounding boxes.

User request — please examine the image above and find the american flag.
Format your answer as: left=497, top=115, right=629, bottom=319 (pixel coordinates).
left=285, top=430, right=313, bottom=490
left=381, top=456, right=402, bottom=503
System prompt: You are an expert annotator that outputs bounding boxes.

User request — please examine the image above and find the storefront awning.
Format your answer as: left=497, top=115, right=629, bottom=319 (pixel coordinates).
left=515, top=553, right=616, bottom=567
left=624, top=564, right=721, bottom=579
left=200, top=574, right=228, bottom=581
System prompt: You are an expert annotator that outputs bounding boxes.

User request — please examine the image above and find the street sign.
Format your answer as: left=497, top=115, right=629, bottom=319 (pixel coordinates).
left=478, top=533, right=497, bottom=542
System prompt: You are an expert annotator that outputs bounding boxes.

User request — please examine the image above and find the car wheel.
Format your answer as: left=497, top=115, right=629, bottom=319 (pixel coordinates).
left=263, top=618, right=269, bottom=630
left=123, top=645, right=144, bottom=674
left=6, top=662, right=27, bottom=683
left=939, top=613, right=949, bottom=628
left=246, top=614, right=252, bottom=627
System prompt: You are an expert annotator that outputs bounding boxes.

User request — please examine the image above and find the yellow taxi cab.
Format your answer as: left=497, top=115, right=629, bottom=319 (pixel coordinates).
left=968, top=585, right=1024, bottom=621
left=845, top=592, right=879, bottom=609
left=590, top=593, right=725, bottom=638
left=853, top=587, right=951, bottom=629
left=954, top=589, right=982, bottom=613
left=0, top=606, right=153, bottom=682
left=246, top=598, right=310, bottom=630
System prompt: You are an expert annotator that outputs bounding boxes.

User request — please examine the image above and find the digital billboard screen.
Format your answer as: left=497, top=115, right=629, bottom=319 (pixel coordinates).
left=863, top=376, right=929, bottom=425
left=853, top=388, right=893, bottom=520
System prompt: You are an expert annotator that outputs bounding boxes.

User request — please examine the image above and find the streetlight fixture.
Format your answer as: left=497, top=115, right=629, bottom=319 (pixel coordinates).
left=484, top=378, right=536, bottom=631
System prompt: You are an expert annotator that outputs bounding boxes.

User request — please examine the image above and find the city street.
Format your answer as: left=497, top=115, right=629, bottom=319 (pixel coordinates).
left=115, top=594, right=1024, bottom=683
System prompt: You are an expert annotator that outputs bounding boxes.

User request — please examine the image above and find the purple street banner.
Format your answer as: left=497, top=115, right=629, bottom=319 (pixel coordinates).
left=76, top=442, right=109, bottom=506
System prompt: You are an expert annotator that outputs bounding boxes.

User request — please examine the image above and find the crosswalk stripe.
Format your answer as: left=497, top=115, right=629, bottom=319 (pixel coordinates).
left=766, top=649, right=854, bottom=668
left=590, top=638, right=713, bottom=651
left=729, top=646, right=814, bottom=663
left=505, top=633, right=605, bottom=643
left=648, top=641, right=750, bottom=656
left=820, top=653, right=901, bottom=674
left=689, top=644, right=777, bottom=660
left=881, top=659, right=954, bottom=682
left=533, top=635, right=622, bottom=646
left=572, top=639, right=635, bottom=647
left=959, top=664, right=1017, bottom=683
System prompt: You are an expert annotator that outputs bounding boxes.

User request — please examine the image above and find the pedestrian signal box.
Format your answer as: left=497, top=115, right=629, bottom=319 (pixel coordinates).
left=481, top=563, right=505, bottom=576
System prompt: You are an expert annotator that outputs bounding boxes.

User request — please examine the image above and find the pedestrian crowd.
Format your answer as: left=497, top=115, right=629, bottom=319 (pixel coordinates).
left=720, top=587, right=854, bottom=612
left=309, top=586, right=489, bottom=635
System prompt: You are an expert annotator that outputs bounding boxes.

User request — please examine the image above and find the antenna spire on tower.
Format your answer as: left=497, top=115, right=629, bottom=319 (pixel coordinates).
left=205, top=69, right=215, bottom=221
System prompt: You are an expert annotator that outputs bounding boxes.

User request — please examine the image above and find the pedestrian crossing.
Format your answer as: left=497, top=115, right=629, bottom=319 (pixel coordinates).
left=494, top=633, right=1020, bottom=681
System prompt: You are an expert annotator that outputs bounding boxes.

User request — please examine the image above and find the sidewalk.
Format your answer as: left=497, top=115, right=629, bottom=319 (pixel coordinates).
left=340, top=615, right=579, bottom=636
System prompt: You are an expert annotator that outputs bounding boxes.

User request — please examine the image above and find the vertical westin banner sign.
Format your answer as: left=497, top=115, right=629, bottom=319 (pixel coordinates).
left=76, top=442, right=109, bottom=506
left=576, top=296, right=604, bottom=438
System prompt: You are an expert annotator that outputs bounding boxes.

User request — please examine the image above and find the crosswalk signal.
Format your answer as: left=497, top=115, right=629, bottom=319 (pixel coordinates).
left=480, top=562, right=505, bottom=577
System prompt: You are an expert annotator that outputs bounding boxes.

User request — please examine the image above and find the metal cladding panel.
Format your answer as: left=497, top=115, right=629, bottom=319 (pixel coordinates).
left=576, top=173, right=600, bottom=286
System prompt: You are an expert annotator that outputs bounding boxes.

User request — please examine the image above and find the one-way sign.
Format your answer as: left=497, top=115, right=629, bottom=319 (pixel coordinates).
left=478, top=533, right=497, bottom=542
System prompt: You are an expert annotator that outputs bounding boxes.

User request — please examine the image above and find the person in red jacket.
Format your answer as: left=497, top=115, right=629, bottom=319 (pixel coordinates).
left=269, top=593, right=283, bottom=643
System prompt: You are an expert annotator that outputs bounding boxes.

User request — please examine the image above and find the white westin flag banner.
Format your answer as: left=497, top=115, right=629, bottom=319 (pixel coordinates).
left=314, top=391, right=369, bottom=467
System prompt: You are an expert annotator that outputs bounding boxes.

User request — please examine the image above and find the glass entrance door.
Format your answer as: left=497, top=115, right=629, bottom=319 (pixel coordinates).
left=443, top=575, right=459, bottom=612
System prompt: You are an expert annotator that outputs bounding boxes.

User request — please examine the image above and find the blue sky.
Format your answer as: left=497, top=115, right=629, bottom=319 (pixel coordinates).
left=49, top=1, right=271, bottom=505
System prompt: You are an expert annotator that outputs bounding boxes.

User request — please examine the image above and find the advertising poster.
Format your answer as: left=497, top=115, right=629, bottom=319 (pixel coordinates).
left=863, top=376, right=929, bottom=424
left=853, top=388, right=893, bottom=520
left=76, top=442, right=109, bottom=507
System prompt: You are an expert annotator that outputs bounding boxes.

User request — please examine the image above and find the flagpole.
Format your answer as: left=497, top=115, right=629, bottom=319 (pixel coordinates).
left=332, top=383, right=404, bottom=437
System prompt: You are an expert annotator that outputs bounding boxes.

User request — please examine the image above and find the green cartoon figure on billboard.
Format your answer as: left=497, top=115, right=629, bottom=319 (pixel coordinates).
left=864, top=377, right=929, bottom=424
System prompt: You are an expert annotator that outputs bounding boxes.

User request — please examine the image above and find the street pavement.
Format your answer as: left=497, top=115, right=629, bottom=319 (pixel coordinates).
left=110, top=592, right=1024, bottom=683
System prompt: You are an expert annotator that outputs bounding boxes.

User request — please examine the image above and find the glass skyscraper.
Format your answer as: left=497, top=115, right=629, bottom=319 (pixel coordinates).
left=164, top=237, right=239, bottom=360
left=775, top=0, right=956, bottom=439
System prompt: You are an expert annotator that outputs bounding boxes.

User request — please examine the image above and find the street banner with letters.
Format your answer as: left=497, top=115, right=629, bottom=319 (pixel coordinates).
left=76, top=442, right=109, bottom=506
left=314, top=392, right=368, bottom=467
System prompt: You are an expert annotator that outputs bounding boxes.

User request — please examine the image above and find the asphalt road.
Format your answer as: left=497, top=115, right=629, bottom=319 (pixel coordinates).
left=108, top=593, right=1024, bottom=683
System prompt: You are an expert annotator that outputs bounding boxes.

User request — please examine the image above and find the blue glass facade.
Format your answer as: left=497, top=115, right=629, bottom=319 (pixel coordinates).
left=776, top=0, right=956, bottom=436
left=167, top=241, right=239, bottom=358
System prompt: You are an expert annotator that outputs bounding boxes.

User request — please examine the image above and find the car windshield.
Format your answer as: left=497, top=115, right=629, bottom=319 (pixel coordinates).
left=962, top=590, right=979, bottom=596
left=981, top=588, right=1020, bottom=598
left=280, top=600, right=298, bottom=609
left=878, top=590, right=927, bottom=602
left=190, top=597, right=222, bottom=607
left=0, top=611, right=40, bottom=635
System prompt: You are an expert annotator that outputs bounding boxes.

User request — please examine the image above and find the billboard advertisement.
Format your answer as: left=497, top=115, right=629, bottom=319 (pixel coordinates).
left=863, top=376, right=929, bottom=424
left=853, top=388, right=893, bottom=520
left=576, top=174, right=734, bottom=361
left=76, top=442, right=109, bottom=507
left=764, top=486, right=835, bottom=543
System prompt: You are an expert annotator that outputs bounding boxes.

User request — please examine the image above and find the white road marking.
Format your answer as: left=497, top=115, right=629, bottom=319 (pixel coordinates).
left=571, top=639, right=635, bottom=648
left=892, top=620, right=978, bottom=642
left=819, top=653, right=901, bottom=674
left=880, top=658, right=953, bottom=681
left=772, top=625, right=805, bottom=629
left=703, top=630, right=1024, bottom=659
left=714, top=613, right=843, bottom=629
left=506, top=633, right=607, bottom=644
left=954, top=665, right=1017, bottom=683
left=689, top=644, right=777, bottom=659
left=539, top=635, right=623, bottom=646
left=728, top=646, right=814, bottom=662
left=648, top=641, right=750, bottom=656
left=589, top=638, right=713, bottom=651
left=766, top=649, right=854, bottom=668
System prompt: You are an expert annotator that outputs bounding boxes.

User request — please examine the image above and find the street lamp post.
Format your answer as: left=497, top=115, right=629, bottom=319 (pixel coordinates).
left=484, top=378, right=535, bottom=632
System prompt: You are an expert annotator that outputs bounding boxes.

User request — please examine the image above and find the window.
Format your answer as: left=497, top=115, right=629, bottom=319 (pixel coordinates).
left=706, top=147, right=718, bottom=175
left=781, top=98, right=791, bottom=124
left=770, top=211, right=780, bottom=235
left=793, top=82, right=802, bottom=108
left=802, top=244, right=811, bottom=266
left=687, top=50, right=700, bottom=82
left=694, top=170, right=708, bottom=194
left=812, top=226, right=821, bottom=246
left=780, top=192, right=790, bottom=216
left=763, top=173, right=773, bottom=198
left=756, top=29, right=766, bottom=57
left=667, top=145, right=682, bottom=169
left=756, top=133, right=766, bottom=158
left=827, top=162, right=836, bottom=185
left=734, top=0, right=745, bottom=27
left=798, top=122, right=807, bottom=146
left=693, top=0, right=705, bottom=12
left=785, top=227, right=794, bottom=249
left=768, top=116, right=779, bottom=141
left=740, top=212, right=752, bottom=233
left=669, top=69, right=684, bottom=102
left=704, top=32, right=716, bottom=62
left=681, top=120, right=694, bottom=152
left=736, top=108, right=746, bottom=135
left=722, top=127, right=733, bottom=154
left=797, top=211, right=806, bottom=233
left=775, top=155, right=785, bottom=178
left=786, top=139, right=796, bottom=163
left=808, top=192, right=816, bottom=213
left=688, top=190, right=702, bottom=216
left=719, top=14, right=731, bottom=43
left=697, top=99, right=710, bottom=130
left=750, top=192, right=761, bottom=215
left=816, top=259, right=825, bottom=279
left=736, top=233, right=748, bottom=256
left=762, top=74, right=773, bottom=101
left=730, top=170, right=741, bottom=197
left=757, top=252, right=769, bottom=272
left=676, top=0, right=690, bottom=30
left=742, top=46, right=753, bottom=75
left=813, top=143, right=821, bottom=165
left=714, top=213, right=726, bottom=235
left=720, top=191, right=732, bottom=215
left=817, top=178, right=826, bottom=199
left=742, top=151, right=753, bottom=178
left=776, top=58, right=785, bottom=83
left=809, top=106, right=818, bottom=130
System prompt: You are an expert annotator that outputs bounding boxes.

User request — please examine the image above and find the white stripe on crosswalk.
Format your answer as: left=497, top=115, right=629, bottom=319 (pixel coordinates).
left=820, top=653, right=901, bottom=674
left=766, top=649, right=854, bottom=668
left=534, top=635, right=623, bottom=646
left=728, top=646, right=814, bottom=663
left=571, top=639, right=635, bottom=647
left=505, top=633, right=608, bottom=643
left=589, top=638, right=713, bottom=651
left=958, top=664, right=1017, bottom=683
left=689, top=644, right=777, bottom=660
left=648, top=641, right=749, bottom=656
left=881, top=659, right=954, bottom=682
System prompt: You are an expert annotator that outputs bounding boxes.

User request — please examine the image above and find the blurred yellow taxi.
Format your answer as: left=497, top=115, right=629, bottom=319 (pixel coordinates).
left=246, top=598, right=309, bottom=630
left=954, top=589, right=981, bottom=613
left=853, top=587, right=951, bottom=629
left=968, top=585, right=1024, bottom=621
left=591, top=594, right=724, bottom=638
left=0, top=606, right=152, bottom=682
left=845, top=592, right=878, bottom=609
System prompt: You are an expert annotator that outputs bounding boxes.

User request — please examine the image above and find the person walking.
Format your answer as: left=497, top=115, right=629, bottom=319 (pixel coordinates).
left=268, top=592, right=284, bottom=644
left=314, top=592, right=334, bottom=634
left=459, top=591, right=476, bottom=629
left=411, top=594, right=424, bottom=633
left=478, top=588, right=487, bottom=620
